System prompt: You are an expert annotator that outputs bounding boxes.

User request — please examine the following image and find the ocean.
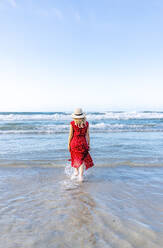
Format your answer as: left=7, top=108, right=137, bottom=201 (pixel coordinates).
left=0, top=111, right=163, bottom=167
left=0, top=111, right=163, bottom=247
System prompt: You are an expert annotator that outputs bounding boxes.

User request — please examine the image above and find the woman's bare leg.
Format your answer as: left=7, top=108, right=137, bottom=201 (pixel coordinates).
left=74, top=167, right=79, bottom=176
left=79, top=163, right=84, bottom=181
left=71, top=167, right=79, bottom=180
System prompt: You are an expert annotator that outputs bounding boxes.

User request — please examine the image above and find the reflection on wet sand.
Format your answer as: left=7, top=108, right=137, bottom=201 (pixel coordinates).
left=0, top=166, right=163, bottom=248
left=58, top=178, right=98, bottom=246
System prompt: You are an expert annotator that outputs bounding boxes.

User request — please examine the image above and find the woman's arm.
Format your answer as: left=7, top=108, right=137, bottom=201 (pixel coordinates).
left=68, top=124, right=73, bottom=151
left=86, top=126, right=90, bottom=149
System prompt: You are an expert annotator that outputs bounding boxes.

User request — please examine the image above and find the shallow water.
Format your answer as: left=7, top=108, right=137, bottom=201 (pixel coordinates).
left=0, top=165, right=163, bottom=248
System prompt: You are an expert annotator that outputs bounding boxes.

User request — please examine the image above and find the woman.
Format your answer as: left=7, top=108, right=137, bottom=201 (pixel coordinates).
left=68, top=108, right=94, bottom=181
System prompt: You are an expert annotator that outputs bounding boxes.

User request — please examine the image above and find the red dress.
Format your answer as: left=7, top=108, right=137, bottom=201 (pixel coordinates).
left=69, top=120, right=94, bottom=170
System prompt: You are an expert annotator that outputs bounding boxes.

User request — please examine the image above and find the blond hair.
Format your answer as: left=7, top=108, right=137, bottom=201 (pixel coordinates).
left=74, top=117, right=86, bottom=128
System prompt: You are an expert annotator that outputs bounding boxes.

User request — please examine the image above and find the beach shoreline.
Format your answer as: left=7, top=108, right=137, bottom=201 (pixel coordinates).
left=0, top=161, right=163, bottom=168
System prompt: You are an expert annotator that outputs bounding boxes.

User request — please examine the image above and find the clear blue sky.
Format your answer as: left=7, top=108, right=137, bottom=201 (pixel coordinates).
left=0, top=0, right=163, bottom=111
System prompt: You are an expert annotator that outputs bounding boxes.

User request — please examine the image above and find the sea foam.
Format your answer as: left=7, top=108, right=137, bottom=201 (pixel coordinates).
left=0, top=111, right=163, bottom=121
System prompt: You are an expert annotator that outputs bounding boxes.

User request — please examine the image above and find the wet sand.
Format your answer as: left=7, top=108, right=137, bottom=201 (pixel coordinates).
left=0, top=165, right=163, bottom=248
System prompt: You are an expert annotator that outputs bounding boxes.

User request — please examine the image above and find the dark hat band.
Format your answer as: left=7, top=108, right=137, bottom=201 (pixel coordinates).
left=74, top=113, right=83, bottom=116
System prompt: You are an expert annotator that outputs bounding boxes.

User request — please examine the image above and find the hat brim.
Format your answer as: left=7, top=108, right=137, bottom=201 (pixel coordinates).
left=71, top=113, right=86, bottom=119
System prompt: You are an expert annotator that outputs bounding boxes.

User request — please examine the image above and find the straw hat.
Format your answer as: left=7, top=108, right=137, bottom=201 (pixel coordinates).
left=71, top=108, right=86, bottom=119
